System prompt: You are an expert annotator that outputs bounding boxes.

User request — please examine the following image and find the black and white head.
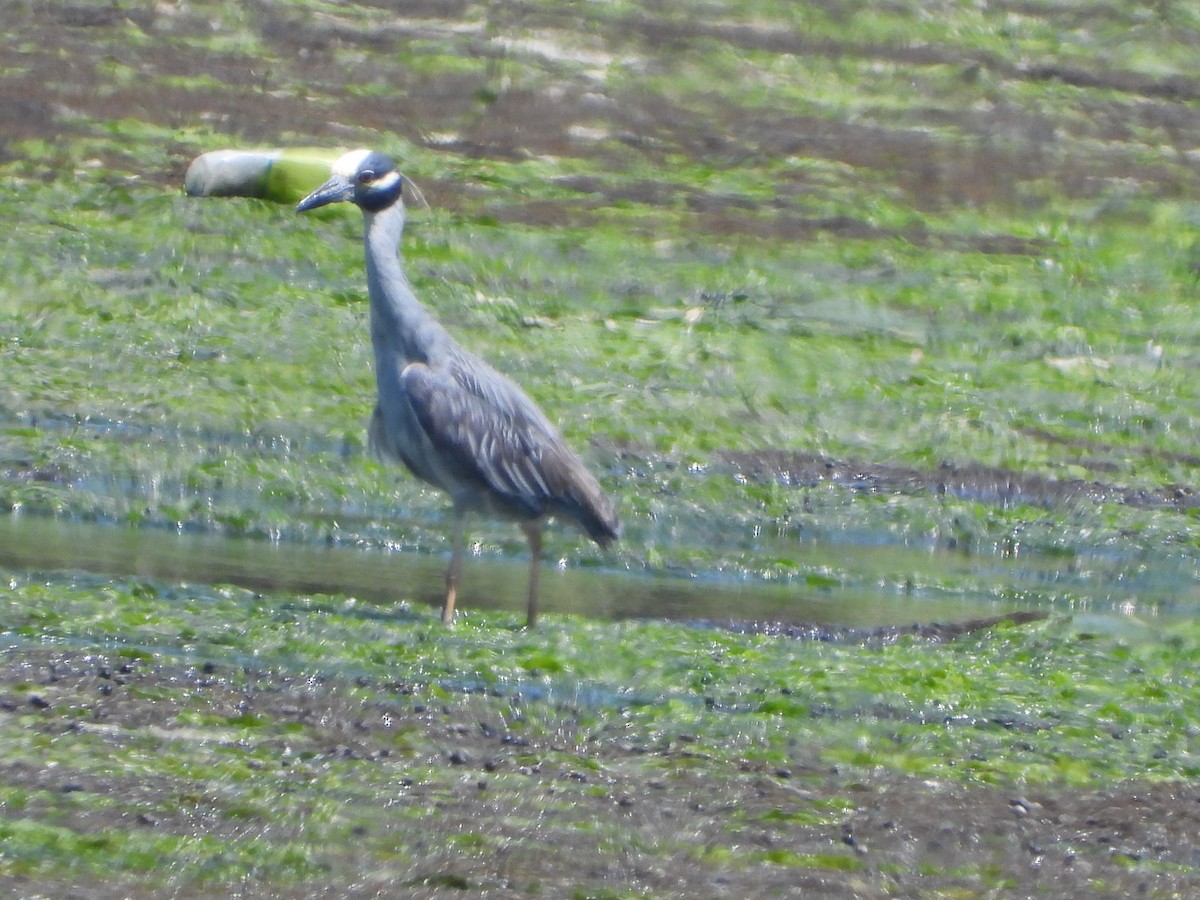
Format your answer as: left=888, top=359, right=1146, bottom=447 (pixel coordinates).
left=296, top=149, right=404, bottom=214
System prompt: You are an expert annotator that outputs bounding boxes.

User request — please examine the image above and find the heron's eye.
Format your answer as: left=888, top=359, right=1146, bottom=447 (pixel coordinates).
left=359, top=170, right=376, bottom=185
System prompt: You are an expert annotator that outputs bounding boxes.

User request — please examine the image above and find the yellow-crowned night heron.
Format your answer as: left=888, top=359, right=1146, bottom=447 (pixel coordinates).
left=297, top=149, right=620, bottom=627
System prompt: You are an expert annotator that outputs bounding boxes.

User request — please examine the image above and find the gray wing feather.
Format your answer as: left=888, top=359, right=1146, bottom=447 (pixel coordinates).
left=401, top=357, right=619, bottom=542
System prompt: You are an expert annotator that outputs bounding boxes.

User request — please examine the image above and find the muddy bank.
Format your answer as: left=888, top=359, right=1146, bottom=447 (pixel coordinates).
left=0, top=646, right=1196, bottom=899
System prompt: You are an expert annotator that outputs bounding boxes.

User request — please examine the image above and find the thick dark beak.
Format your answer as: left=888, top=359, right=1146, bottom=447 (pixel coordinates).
left=296, top=175, right=354, bottom=212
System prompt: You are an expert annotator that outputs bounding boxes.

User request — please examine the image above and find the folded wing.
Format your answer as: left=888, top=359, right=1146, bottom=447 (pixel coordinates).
left=401, top=357, right=620, bottom=545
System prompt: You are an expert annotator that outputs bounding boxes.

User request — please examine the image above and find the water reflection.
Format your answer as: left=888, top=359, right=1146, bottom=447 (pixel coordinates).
left=0, top=513, right=1189, bottom=627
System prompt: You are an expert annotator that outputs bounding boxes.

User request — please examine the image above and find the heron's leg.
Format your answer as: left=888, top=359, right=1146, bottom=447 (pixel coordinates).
left=522, top=523, right=543, bottom=629
left=443, top=509, right=465, bottom=624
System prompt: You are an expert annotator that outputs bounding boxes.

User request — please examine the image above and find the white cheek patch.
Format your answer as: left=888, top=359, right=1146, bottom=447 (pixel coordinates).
left=332, top=148, right=373, bottom=179
left=373, top=170, right=402, bottom=193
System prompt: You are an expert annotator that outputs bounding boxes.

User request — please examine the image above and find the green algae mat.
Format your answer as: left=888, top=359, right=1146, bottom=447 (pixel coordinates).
left=2, top=1, right=1200, bottom=896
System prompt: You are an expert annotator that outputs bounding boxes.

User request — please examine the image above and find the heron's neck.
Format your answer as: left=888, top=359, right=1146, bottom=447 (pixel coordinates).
left=362, top=205, right=450, bottom=365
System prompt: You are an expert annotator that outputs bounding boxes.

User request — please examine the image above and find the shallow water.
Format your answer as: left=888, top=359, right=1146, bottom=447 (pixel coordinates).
left=3, top=413, right=1196, bottom=629
left=0, top=511, right=1191, bottom=628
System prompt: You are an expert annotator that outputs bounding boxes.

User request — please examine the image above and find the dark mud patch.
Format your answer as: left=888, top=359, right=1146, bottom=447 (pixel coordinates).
left=715, top=609, right=1048, bottom=643
left=1018, top=424, right=1200, bottom=472
left=720, top=448, right=1200, bottom=513
left=0, top=646, right=1196, bottom=899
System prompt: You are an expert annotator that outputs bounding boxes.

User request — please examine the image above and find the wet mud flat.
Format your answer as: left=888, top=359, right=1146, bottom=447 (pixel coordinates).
left=0, top=643, right=1197, bottom=900
left=3, top=1, right=1200, bottom=896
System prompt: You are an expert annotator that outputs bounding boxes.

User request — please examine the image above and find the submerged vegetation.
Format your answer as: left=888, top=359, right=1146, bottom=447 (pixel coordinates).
left=1, top=0, right=1200, bottom=895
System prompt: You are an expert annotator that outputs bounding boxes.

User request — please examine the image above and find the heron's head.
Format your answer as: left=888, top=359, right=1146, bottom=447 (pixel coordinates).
left=296, top=149, right=403, bottom=214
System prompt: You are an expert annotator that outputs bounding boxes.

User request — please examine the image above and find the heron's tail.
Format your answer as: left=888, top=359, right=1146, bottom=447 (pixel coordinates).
left=565, top=470, right=620, bottom=548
